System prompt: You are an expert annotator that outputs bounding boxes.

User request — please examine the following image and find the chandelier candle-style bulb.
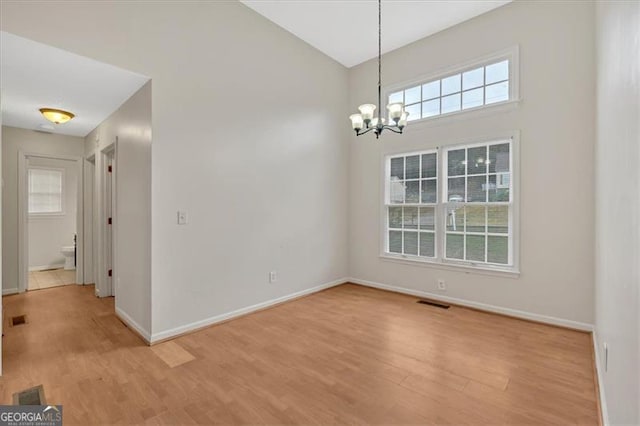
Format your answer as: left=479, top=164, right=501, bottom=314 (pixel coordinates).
left=349, top=114, right=364, bottom=131
left=387, top=103, right=404, bottom=121
left=358, top=104, right=376, bottom=122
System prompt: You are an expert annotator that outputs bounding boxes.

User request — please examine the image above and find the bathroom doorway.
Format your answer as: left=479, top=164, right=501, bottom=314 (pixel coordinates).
left=17, top=152, right=84, bottom=293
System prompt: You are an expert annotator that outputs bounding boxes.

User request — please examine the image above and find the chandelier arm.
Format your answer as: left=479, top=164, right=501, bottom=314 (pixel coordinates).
left=381, top=125, right=403, bottom=134
left=356, top=127, right=376, bottom=136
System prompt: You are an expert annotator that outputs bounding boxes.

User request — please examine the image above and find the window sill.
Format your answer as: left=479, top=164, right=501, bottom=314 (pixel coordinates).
left=379, top=253, right=520, bottom=278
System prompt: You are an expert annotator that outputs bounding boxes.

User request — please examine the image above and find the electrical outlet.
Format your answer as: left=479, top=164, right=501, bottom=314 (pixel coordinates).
left=437, top=279, right=446, bottom=291
left=177, top=211, right=188, bottom=225
left=603, top=343, right=608, bottom=372
left=269, top=271, right=277, bottom=283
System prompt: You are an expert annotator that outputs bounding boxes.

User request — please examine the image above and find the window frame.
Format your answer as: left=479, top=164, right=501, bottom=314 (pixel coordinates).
left=27, top=166, right=66, bottom=217
left=380, top=133, right=520, bottom=276
left=384, top=46, right=520, bottom=126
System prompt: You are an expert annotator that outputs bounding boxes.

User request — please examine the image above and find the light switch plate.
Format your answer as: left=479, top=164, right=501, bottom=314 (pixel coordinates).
left=177, top=211, right=188, bottom=225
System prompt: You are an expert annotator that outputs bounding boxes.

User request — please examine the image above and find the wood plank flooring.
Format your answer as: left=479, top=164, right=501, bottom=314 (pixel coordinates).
left=0, top=283, right=599, bottom=425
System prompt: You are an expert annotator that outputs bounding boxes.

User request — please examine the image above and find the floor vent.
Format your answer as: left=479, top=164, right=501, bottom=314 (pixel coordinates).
left=13, top=385, right=46, bottom=405
left=11, top=315, right=27, bottom=326
left=417, top=299, right=450, bottom=309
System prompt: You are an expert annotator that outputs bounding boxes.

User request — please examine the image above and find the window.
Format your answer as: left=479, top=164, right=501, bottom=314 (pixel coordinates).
left=28, top=168, right=64, bottom=215
left=387, top=48, right=517, bottom=123
left=383, top=138, right=517, bottom=273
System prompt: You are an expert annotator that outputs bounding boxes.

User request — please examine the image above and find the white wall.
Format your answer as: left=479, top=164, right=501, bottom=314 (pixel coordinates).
left=27, top=156, right=78, bottom=270
left=2, top=126, right=84, bottom=292
left=348, top=1, right=596, bottom=326
left=594, top=1, right=640, bottom=424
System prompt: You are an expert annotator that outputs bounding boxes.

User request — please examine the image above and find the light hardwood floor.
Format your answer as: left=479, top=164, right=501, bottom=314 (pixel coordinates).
left=1, top=283, right=598, bottom=425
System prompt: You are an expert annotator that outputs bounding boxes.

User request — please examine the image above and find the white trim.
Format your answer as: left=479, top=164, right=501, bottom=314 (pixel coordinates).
left=592, top=331, right=610, bottom=426
left=349, top=277, right=594, bottom=332
left=150, top=277, right=348, bottom=343
left=115, top=306, right=151, bottom=343
left=28, top=264, right=65, bottom=272
left=2, top=288, right=19, bottom=296
left=379, top=254, right=520, bottom=278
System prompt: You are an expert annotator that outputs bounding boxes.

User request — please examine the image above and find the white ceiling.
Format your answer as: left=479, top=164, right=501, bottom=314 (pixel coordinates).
left=241, top=0, right=511, bottom=68
left=1, top=31, right=149, bottom=137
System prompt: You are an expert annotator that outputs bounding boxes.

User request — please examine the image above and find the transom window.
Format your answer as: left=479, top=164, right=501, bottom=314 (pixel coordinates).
left=28, top=168, right=64, bottom=215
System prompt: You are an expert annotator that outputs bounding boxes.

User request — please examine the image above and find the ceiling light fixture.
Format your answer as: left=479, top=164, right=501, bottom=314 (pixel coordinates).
left=349, top=0, right=407, bottom=139
left=39, top=108, right=75, bottom=124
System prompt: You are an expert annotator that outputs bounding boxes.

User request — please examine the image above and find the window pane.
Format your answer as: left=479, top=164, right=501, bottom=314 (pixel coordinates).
left=421, top=153, right=437, bottom=178
left=465, top=205, right=486, bottom=233
left=422, top=80, right=440, bottom=100
left=485, top=81, right=509, bottom=104
left=421, top=179, right=437, bottom=203
left=28, top=168, right=63, bottom=214
left=442, top=74, right=461, bottom=95
left=467, top=146, right=488, bottom=175
left=388, top=206, right=402, bottom=229
left=447, top=149, right=466, bottom=177
left=441, top=93, right=461, bottom=114
left=405, top=103, right=421, bottom=122
left=463, top=67, right=484, bottom=90
left=406, top=155, right=420, bottom=179
left=487, top=235, right=508, bottom=264
left=403, top=207, right=419, bottom=229
left=489, top=143, right=510, bottom=173
left=390, top=180, right=405, bottom=203
left=404, top=231, right=418, bottom=255
left=389, top=231, right=403, bottom=253
left=405, top=181, right=419, bottom=203
left=390, top=157, right=404, bottom=180
left=467, top=175, right=487, bottom=202
left=488, top=174, right=510, bottom=202
left=462, top=87, right=483, bottom=110
left=405, top=86, right=421, bottom=105
left=422, top=99, right=440, bottom=118
left=446, top=206, right=464, bottom=232
left=419, top=232, right=435, bottom=257
left=448, top=177, right=465, bottom=202
left=419, top=207, right=435, bottom=230
left=466, top=235, right=486, bottom=262
left=446, top=234, right=464, bottom=259
left=486, top=60, right=509, bottom=84
left=488, top=206, right=509, bottom=234
left=389, top=91, right=403, bottom=104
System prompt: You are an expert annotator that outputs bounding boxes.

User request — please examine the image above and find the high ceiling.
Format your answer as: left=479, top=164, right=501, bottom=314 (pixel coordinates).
left=241, top=0, right=512, bottom=68
left=1, top=31, right=149, bottom=137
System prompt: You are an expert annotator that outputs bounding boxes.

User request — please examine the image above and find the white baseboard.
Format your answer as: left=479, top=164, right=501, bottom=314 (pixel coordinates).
left=592, top=331, right=609, bottom=426
left=115, top=307, right=152, bottom=344
left=2, top=288, right=19, bottom=296
left=28, top=263, right=64, bottom=272
left=349, top=277, right=594, bottom=332
left=150, top=277, right=348, bottom=344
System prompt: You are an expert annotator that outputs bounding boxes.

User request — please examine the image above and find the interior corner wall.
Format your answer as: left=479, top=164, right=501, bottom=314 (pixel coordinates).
left=347, top=1, right=596, bottom=325
left=594, top=1, right=640, bottom=424
left=1, top=126, right=84, bottom=293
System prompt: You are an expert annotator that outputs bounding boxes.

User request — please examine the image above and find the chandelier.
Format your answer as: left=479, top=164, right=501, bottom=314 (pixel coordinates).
left=349, top=0, right=408, bottom=139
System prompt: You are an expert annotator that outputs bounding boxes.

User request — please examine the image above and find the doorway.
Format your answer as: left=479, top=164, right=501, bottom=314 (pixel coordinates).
left=97, top=143, right=116, bottom=298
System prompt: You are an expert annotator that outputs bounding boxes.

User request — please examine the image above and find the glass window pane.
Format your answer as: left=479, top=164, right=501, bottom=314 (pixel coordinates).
left=467, top=146, right=488, bottom=175
left=419, top=232, right=435, bottom=257
left=406, top=155, right=420, bottom=179
left=488, top=206, right=509, bottom=234
left=421, top=179, right=437, bottom=203
left=405, top=103, right=421, bottom=122
left=419, top=207, right=435, bottom=230
left=422, top=80, right=440, bottom=100
left=485, top=81, right=509, bottom=104
left=442, top=74, right=461, bottom=95
left=405, top=181, right=419, bottom=203
left=466, top=235, right=486, bottom=262
left=463, top=67, right=484, bottom=90
left=465, top=205, right=486, bottom=233
left=422, top=99, right=440, bottom=118
left=467, top=175, right=487, bottom=202
left=388, top=206, right=402, bottom=229
left=488, top=174, right=510, bottom=202
left=447, top=149, right=466, bottom=177
left=389, top=231, right=402, bottom=253
left=486, top=60, right=509, bottom=84
left=441, top=93, right=461, bottom=114
left=390, top=180, right=405, bottom=204
left=403, top=207, right=419, bottom=229
left=421, top=153, right=437, bottom=178
left=390, top=157, right=404, bottom=180
left=489, top=143, right=510, bottom=173
left=404, top=231, right=418, bottom=255
left=389, top=91, right=403, bottom=104
left=487, top=235, right=508, bottom=264
left=446, top=206, right=464, bottom=232
left=446, top=234, right=464, bottom=259
left=448, top=177, right=465, bottom=202
left=404, top=86, right=421, bottom=105
left=462, top=87, right=483, bottom=110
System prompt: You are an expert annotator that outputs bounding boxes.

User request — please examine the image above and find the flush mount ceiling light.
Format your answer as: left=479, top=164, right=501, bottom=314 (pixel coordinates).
left=349, top=0, right=408, bottom=139
left=39, top=108, right=75, bottom=124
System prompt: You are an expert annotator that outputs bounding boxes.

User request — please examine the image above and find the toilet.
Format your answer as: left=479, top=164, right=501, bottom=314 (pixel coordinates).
left=61, top=246, right=75, bottom=270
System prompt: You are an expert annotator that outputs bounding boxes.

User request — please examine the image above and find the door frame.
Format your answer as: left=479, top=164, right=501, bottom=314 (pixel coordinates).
left=96, top=142, right=116, bottom=297
left=17, top=151, right=84, bottom=293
